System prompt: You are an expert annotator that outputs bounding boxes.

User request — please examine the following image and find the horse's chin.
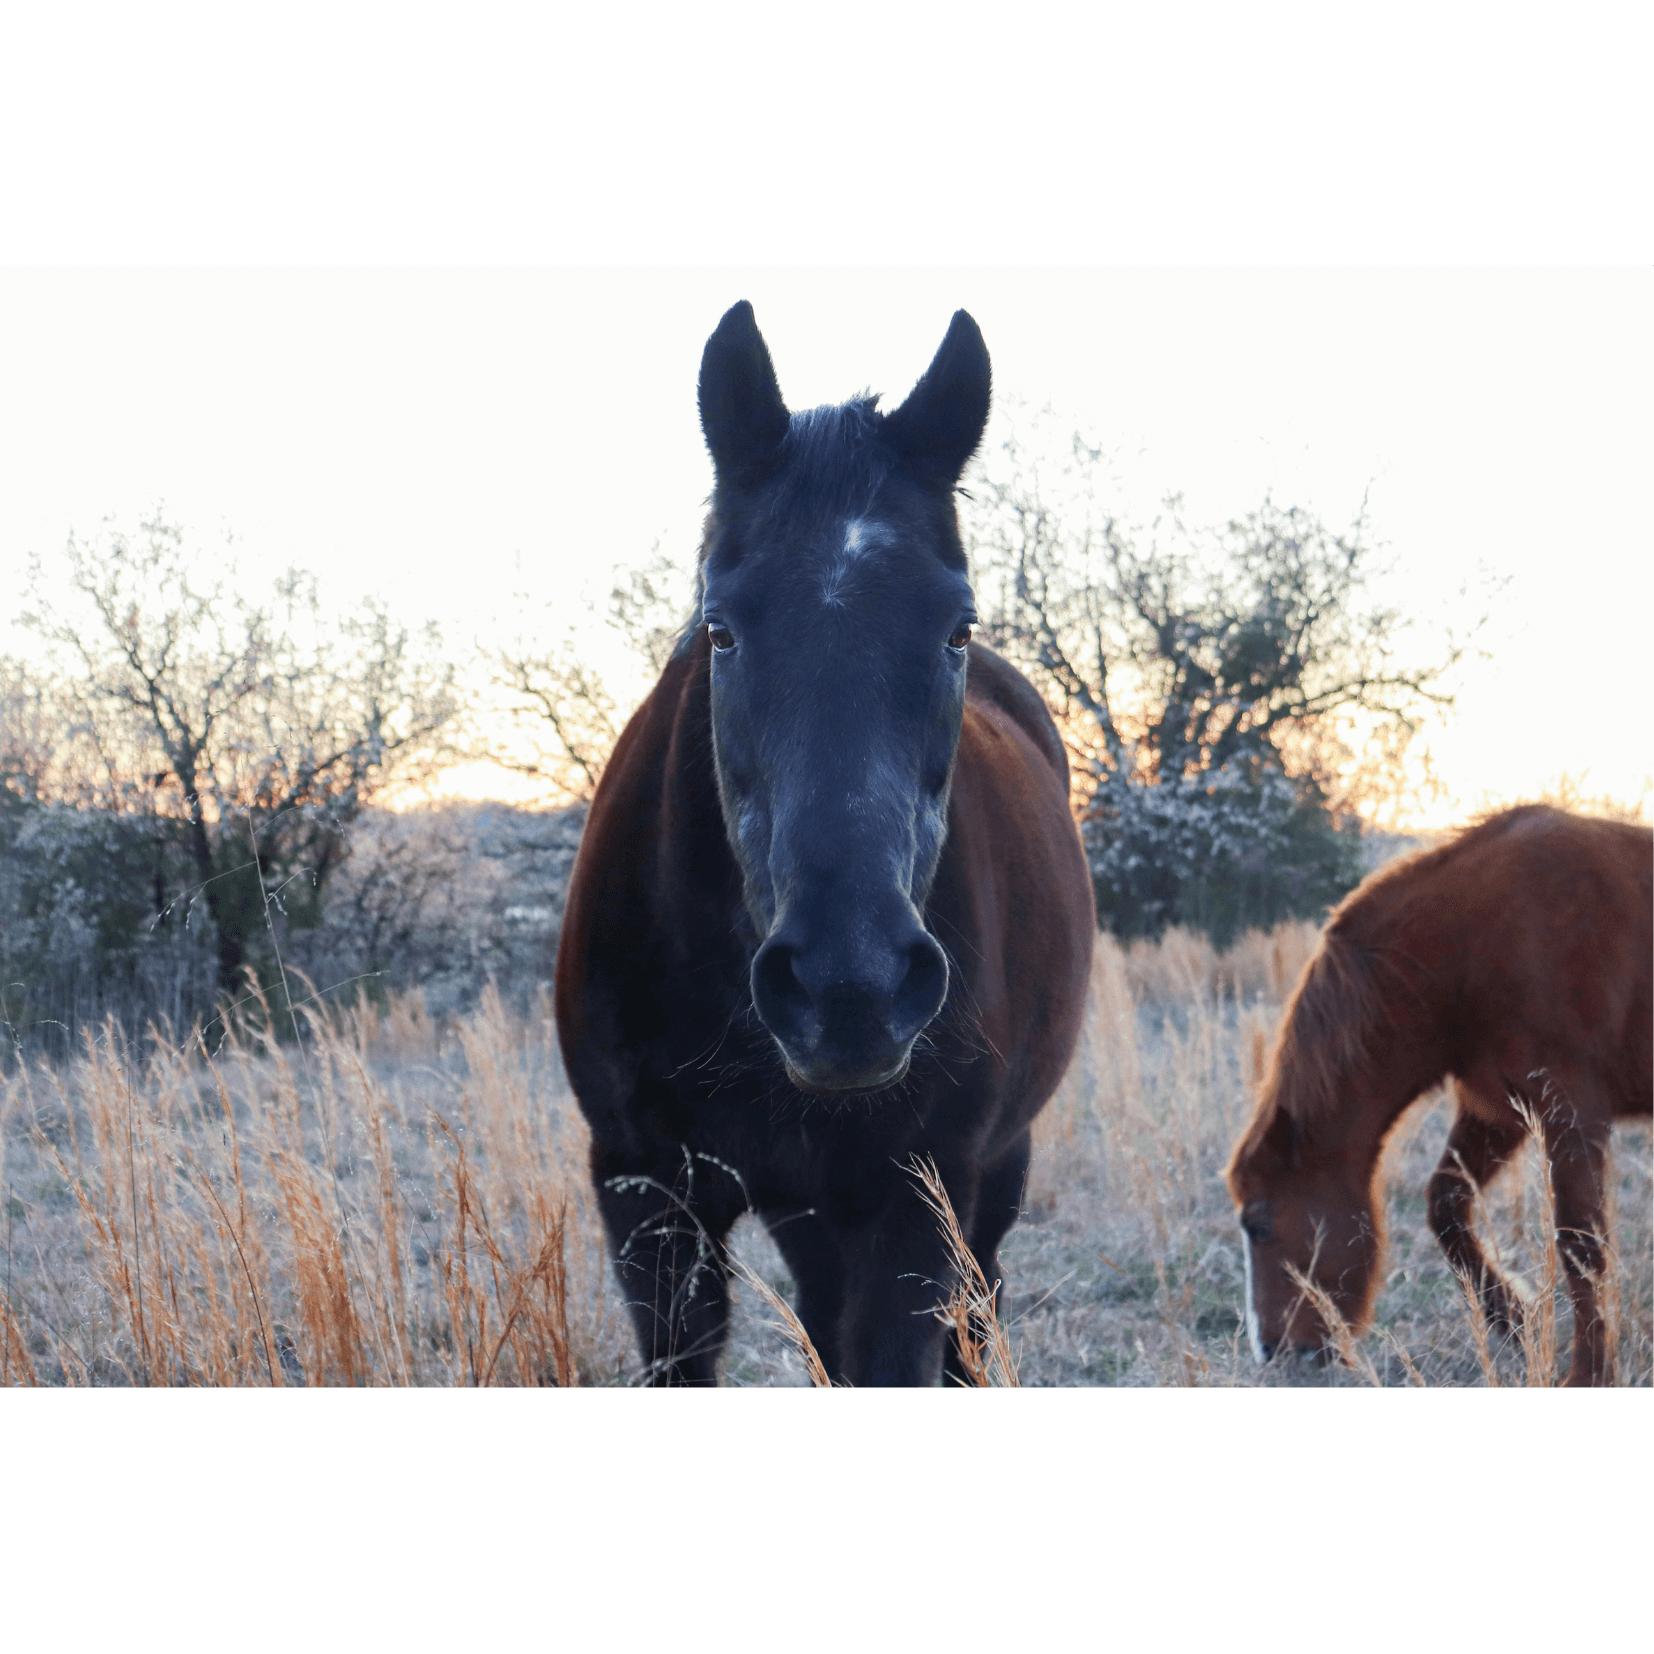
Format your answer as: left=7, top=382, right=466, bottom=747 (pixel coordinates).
left=783, top=1053, right=912, bottom=1098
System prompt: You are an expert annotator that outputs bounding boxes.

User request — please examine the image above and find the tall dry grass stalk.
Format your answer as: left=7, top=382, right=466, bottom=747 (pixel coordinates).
left=0, top=981, right=624, bottom=1385
left=1284, top=1258, right=1383, bottom=1387
left=1443, top=1093, right=1609, bottom=1390
left=730, top=1255, right=834, bottom=1388
left=908, top=1154, right=1020, bottom=1387
left=1507, top=1100, right=1564, bottom=1387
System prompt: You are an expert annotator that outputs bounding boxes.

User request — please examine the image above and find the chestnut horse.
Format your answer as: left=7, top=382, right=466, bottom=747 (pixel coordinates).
left=555, top=302, right=1095, bottom=1385
left=1226, top=805, right=1651, bottom=1385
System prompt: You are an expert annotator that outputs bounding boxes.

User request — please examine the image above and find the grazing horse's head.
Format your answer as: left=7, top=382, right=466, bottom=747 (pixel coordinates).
left=695, top=301, right=990, bottom=1094
left=1225, top=1109, right=1385, bottom=1365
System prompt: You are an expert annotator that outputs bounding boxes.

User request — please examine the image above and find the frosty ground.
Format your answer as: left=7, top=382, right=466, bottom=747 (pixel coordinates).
left=2, top=923, right=1646, bottom=1388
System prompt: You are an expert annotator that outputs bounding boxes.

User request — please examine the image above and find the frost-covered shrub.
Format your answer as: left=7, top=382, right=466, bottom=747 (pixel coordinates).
left=0, top=795, right=217, bottom=1058
left=1083, top=757, right=1363, bottom=950
left=0, top=788, right=588, bottom=1062
left=284, top=800, right=587, bottom=1020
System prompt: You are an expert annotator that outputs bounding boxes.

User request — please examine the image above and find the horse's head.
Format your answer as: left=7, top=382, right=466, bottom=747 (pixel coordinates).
left=695, top=300, right=990, bottom=1094
left=1225, top=1109, right=1384, bottom=1365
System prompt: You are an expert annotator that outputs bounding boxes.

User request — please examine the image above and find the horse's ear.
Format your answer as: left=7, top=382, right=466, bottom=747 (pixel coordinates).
left=882, top=309, right=991, bottom=486
left=699, top=301, right=790, bottom=484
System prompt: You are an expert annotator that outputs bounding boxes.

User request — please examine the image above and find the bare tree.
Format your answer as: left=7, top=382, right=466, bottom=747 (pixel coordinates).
left=479, top=543, right=694, bottom=801
left=0, top=657, right=58, bottom=806
left=606, top=549, right=695, bottom=678
left=21, top=515, right=459, bottom=996
left=964, top=430, right=1490, bottom=939
left=967, top=432, right=1475, bottom=801
left=484, top=627, right=621, bottom=799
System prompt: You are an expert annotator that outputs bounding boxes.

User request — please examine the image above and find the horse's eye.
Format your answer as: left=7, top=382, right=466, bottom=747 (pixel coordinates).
left=1240, top=1204, right=1273, bottom=1244
left=947, top=624, right=973, bottom=651
left=707, top=624, right=735, bottom=653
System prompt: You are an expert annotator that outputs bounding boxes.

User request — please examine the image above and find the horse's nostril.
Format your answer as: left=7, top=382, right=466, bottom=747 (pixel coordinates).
left=751, top=939, right=814, bottom=1043
left=1259, top=1340, right=1278, bottom=1362
left=890, top=933, right=948, bottom=1045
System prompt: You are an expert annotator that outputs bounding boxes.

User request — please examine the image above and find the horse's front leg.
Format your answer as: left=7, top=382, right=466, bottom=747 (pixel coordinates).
left=1427, top=1100, right=1528, bottom=1336
left=1536, top=1076, right=1615, bottom=1387
left=835, top=1168, right=980, bottom=1388
left=763, top=1207, right=849, bottom=1382
left=591, top=1143, right=744, bottom=1386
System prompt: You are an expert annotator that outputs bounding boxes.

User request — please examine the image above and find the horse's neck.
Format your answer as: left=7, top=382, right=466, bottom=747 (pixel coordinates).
left=1298, top=1025, right=1447, bottom=1173
left=1277, top=934, right=1448, bottom=1171
left=653, top=651, right=745, bottom=931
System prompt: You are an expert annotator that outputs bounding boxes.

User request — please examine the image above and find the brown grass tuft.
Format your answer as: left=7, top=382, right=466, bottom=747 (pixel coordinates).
left=729, top=1255, right=834, bottom=1388
left=908, top=1154, right=1020, bottom=1387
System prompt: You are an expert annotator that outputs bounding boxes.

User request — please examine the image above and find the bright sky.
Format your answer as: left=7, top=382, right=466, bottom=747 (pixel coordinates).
left=2, top=267, right=1647, bottom=824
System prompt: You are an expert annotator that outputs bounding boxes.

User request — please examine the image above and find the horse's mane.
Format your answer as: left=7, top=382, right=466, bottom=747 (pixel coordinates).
left=1238, top=927, right=1400, bottom=1154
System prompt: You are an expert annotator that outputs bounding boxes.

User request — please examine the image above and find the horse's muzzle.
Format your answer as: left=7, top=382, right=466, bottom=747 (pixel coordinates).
left=752, top=926, right=949, bottom=1092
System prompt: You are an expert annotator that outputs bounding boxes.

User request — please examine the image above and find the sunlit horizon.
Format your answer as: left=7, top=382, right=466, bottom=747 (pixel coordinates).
left=4, top=268, right=1648, bottom=835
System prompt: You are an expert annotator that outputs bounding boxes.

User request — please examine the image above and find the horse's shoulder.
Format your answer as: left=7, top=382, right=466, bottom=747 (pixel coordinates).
left=962, top=643, right=1070, bottom=788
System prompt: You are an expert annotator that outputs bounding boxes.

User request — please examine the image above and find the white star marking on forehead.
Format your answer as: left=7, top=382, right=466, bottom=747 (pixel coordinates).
left=822, top=517, right=890, bottom=607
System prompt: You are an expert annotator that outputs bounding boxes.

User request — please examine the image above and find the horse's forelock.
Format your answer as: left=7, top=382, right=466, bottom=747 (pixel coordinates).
left=778, top=399, right=890, bottom=513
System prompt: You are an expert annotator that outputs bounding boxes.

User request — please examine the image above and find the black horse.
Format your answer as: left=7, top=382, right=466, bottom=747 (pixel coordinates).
left=555, top=302, right=1095, bottom=1385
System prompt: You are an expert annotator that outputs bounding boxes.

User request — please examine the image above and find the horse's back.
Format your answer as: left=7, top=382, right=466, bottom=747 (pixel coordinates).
left=1346, top=806, right=1652, bottom=1117
left=1446, top=810, right=1649, bottom=1071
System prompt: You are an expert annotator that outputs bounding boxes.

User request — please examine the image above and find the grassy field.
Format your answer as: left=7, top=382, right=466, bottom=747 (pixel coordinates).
left=2, top=927, right=1648, bottom=1386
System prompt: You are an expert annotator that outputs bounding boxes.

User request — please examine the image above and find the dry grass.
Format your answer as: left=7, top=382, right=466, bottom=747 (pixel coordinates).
left=909, top=1154, right=1020, bottom=1387
left=728, top=1254, right=834, bottom=1388
left=0, top=982, right=630, bottom=1386
left=2, top=921, right=1648, bottom=1386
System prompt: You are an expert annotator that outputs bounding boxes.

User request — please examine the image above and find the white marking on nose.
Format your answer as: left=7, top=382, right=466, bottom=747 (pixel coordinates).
left=844, top=518, right=867, bottom=556
left=1242, top=1232, right=1266, bottom=1364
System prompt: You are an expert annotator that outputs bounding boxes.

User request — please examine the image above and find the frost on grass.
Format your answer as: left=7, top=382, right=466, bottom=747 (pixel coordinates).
left=1, top=926, right=1647, bottom=1386
left=0, top=984, right=634, bottom=1387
